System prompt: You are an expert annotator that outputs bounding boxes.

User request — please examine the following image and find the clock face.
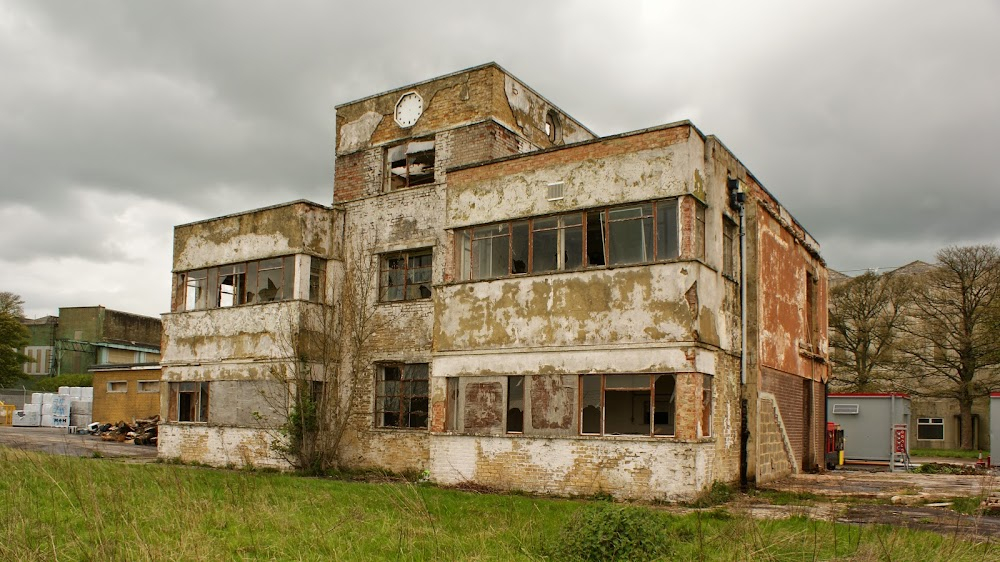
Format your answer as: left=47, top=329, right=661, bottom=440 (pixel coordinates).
left=394, top=92, right=423, bottom=128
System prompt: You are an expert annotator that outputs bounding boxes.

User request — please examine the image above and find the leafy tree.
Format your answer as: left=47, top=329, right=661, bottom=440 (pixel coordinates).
left=900, top=245, right=1000, bottom=449
left=0, top=292, right=30, bottom=386
left=0, top=291, right=25, bottom=317
left=829, top=271, right=912, bottom=392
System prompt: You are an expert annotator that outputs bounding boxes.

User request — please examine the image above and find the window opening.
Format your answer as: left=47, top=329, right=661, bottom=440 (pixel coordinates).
left=176, top=382, right=209, bottom=423
left=607, top=204, right=653, bottom=265
left=256, top=258, right=284, bottom=302
left=218, top=263, right=246, bottom=307
left=506, top=376, right=524, bottom=433
left=137, top=380, right=160, bottom=394
left=388, top=140, right=435, bottom=190
left=380, top=250, right=432, bottom=301
left=700, top=374, right=713, bottom=437
left=723, top=219, right=738, bottom=277
left=531, top=214, right=582, bottom=273
left=185, top=270, right=208, bottom=311
left=309, top=258, right=327, bottom=302
left=580, top=374, right=676, bottom=437
left=445, top=377, right=460, bottom=432
left=655, top=199, right=679, bottom=260
left=695, top=203, right=706, bottom=260
left=107, top=381, right=127, bottom=393
left=917, top=417, right=944, bottom=440
left=471, top=224, right=510, bottom=280
left=376, top=363, right=429, bottom=429
left=511, top=221, right=529, bottom=274
left=585, top=210, right=606, bottom=267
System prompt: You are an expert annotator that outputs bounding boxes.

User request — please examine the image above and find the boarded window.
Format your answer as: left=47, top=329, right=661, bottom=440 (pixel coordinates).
left=445, top=377, right=460, bottom=432
left=376, top=363, right=429, bottom=429
left=380, top=249, right=432, bottom=302
left=463, top=381, right=504, bottom=433
left=387, top=140, right=435, bottom=190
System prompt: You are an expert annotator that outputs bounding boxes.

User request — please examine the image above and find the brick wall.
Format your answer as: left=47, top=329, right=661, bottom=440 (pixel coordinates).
left=92, top=370, right=161, bottom=423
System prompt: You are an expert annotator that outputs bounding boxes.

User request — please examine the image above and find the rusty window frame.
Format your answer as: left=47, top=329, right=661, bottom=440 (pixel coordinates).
left=387, top=139, right=435, bottom=191
left=379, top=249, right=433, bottom=302
left=456, top=197, right=683, bottom=281
left=506, top=376, right=524, bottom=433
left=174, top=256, right=298, bottom=312
left=578, top=374, right=676, bottom=437
left=375, top=363, right=429, bottom=429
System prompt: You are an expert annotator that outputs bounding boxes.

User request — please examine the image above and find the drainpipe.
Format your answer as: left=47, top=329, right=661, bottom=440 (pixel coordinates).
left=728, top=177, right=749, bottom=488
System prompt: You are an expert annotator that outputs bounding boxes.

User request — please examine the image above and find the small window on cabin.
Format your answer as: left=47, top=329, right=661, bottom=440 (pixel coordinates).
left=137, top=380, right=160, bottom=394
left=387, top=140, right=435, bottom=190
left=107, top=381, right=127, bottom=393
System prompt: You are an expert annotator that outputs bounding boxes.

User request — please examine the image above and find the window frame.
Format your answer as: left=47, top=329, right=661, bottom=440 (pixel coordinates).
left=170, top=381, right=210, bottom=423
left=375, top=363, right=430, bottom=430
left=386, top=139, right=436, bottom=191
left=722, top=217, right=738, bottom=278
left=379, top=249, right=433, bottom=302
left=579, top=374, right=677, bottom=437
left=456, top=197, right=683, bottom=282
left=175, top=255, right=297, bottom=312
left=916, top=417, right=945, bottom=441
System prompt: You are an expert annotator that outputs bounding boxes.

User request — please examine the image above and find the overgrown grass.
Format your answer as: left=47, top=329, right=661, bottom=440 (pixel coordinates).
left=911, top=448, right=984, bottom=460
left=0, top=446, right=995, bottom=561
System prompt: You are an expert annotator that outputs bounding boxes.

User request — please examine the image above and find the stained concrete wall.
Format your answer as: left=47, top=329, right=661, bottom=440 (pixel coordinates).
left=158, top=424, right=288, bottom=469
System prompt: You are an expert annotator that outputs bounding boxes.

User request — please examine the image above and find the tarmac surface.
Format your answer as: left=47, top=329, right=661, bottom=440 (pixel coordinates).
left=0, top=426, right=158, bottom=460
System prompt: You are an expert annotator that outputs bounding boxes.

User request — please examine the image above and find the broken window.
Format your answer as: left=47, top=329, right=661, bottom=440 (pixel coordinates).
left=655, top=199, right=679, bottom=260
left=695, top=203, right=706, bottom=260
left=511, top=221, right=529, bottom=274
left=185, top=269, right=208, bottom=310
left=107, top=381, right=127, bottom=393
left=137, top=380, right=160, bottom=394
left=506, top=376, right=524, bottom=433
left=700, top=375, right=713, bottom=437
left=579, top=374, right=676, bottom=437
left=171, top=381, right=209, bottom=423
left=472, top=224, right=510, bottom=280
left=532, top=214, right=582, bottom=273
left=387, top=140, right=435, bottom=190
left=585, top=210, right=606, bottom=266
left=309, top=258, right=326, bottom=302
left=380, top=249, right=433, bottom=302
left=218, top=263, right=246, bottom=307
left=723, top=218, right=738, bottom=278
left=256, top=258, right=285, bottom=303
left=376, top=363, right=429, bottom=429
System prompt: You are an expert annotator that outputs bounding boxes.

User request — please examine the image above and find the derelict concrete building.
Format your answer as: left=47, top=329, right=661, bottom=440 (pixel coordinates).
left=159, top=63, right=828, bottom=500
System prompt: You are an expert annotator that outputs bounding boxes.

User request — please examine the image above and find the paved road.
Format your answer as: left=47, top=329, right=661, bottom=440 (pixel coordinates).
left=0, top=426, right=158, bottom=460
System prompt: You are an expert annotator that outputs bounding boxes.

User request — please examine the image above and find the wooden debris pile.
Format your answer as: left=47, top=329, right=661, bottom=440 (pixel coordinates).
left=95, top=416, right=159, bottom=446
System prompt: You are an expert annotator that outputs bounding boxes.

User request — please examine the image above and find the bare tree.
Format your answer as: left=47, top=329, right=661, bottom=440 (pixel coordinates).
left=263, top=231, right=397, bottom=472
left=828, top=271, right=912, bottom=392
left=899, top=245, right=1000, bottom=449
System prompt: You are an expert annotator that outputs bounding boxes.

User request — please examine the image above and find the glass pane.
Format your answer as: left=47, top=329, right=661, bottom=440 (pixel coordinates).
left=534, top=216, right=558, bottom=230
left=403, top=363, right=428, bottom=381
left=608, top=214, right=653, bottom=265
left=564, top=224, right=583, bottom=270
left=259, top=258, right=282, bottom=270
left=581, top=375, right=601, bottom=434
left=586, top=211, right=606, bottom=266
left=532, top=228, right=558, bottom=273
left=511, top=221, right=529, bottom=274
left=562, top=213, right=582, bottom=227
left=257, top=268, right=283, bottom=302
left=457, top=230, right=472, bottom=281
left=656, top=200, right=679, bottom=260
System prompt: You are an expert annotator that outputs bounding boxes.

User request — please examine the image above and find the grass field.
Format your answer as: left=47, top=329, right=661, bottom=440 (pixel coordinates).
left=911, top=448, right=985, bottom=460
left=0, top=446, right=995, bottom=561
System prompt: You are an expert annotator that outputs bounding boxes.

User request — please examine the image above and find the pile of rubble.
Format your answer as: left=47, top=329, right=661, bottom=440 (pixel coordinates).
left=87, top=416, right=159, bottom=446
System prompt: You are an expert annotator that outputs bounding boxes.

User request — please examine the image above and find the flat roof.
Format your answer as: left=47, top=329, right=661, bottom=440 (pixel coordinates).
left=828, top=393, right=911, bottom=399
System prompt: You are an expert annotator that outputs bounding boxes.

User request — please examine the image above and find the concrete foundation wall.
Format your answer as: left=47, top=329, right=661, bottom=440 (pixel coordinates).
left=429, top=434, right=717, bottom=501
left=158, top=424, right=289, bottom=469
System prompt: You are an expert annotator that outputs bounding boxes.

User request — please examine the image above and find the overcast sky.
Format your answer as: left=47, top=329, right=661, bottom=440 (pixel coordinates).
left=2, top=1, right=998, bottom=319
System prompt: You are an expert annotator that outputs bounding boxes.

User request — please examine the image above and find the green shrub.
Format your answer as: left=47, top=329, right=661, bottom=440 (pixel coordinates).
left=33, top=373, right=92, bottom=392
left=686, top=481, right=734, bottom=508
left=543, top=503, right=673, bottom=561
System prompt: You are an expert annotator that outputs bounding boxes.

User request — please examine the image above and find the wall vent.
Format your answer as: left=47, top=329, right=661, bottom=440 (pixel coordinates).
left=546, top=181, right=565, bottom=201
left=832, top=404, right=860, bottom=415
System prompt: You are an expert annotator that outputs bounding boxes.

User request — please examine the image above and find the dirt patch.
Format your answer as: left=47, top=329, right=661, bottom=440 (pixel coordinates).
left=0, top=426, right=158, bottom=460
left=840, top=504, right=1000, bottom=539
